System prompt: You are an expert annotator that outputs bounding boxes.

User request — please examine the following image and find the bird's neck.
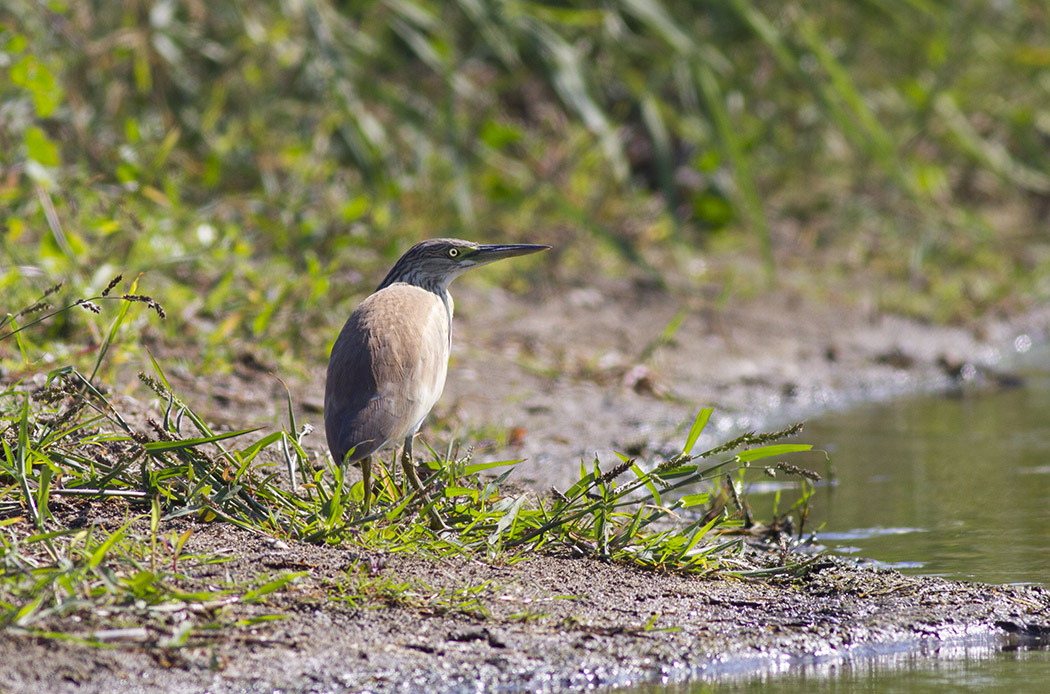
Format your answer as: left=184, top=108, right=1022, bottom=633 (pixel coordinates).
left=441, top=289, right=454, bottom=348
left=422, top=284, right=454, bottom=350
left=383, top=279, right=454, bottom=346
left=383, top=277, right=452, bottom=301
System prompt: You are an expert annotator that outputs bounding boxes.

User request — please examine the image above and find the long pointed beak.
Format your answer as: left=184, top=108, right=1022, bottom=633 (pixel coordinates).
left=469, top=243, right=551, bottom=264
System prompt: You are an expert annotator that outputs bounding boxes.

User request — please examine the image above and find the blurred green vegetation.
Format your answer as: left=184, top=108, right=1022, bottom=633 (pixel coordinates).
left=2, top=0, right=1050, bottom=375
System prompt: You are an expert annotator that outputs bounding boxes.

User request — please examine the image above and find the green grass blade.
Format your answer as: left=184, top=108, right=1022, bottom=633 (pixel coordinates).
left=462, top=459, right=522, bottom=475
left=88, top=281, right=135, bottom=383
left=630, top=462, right=661, bottom=506
left=682, top=408, right=713, bottom=456
left=243, top=573, right=307, bottom=603
left=36, top=462, right=52, bottom=524
left=694, top=60, right=773, bottom=275
left=736, top=444, right=813, bottom=463
left=88, top=518, right=133, bottom=569
left=142, top=428, right=263, bottom=452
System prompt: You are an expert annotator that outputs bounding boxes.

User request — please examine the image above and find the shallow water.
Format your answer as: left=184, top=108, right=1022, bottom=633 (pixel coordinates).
left=634, top=646, right=1050, bottom=694
left=799, top=370, right=1050, bottom=586
left=638, top=360, right=1050, bottom=693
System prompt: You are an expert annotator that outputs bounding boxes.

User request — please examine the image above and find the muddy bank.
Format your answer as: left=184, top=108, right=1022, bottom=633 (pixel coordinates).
left=2, top=517, right=1048, bottom=694
left=177, top=278, right=1050, bottom=491
left=6, top=283, right=1050, bottom=694
left=440, top=281, right=1050, bottom=490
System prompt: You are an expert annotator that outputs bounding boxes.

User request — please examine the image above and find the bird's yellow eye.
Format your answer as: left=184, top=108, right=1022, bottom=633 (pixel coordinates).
left=448, top=248, right=460, bottom=258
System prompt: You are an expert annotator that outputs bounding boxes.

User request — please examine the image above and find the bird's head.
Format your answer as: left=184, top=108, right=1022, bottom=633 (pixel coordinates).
left=377, top=238, right=550, bottom=293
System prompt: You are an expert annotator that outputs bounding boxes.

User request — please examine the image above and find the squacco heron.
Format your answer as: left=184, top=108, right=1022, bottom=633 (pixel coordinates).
left=324, top=238, right=550, bottom=522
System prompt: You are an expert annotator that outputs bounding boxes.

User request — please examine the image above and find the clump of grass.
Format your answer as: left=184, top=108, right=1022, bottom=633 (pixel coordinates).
left=1, top=280, right=819, bottom=643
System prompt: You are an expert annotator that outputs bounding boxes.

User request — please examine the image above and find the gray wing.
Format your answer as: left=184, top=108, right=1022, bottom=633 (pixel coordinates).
left=324, top=307, right=395, bottom=464
left=323, top=286, right=450, bottom=464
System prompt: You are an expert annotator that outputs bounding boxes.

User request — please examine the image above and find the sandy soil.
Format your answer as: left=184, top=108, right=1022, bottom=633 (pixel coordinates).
left=2, top=509, right=1048, bottom=694
left=438, top=279, right=1050, bottom=489
left=166, top=276, right=1050, bottom=490
left=4, top=278, right=1050, bottom=693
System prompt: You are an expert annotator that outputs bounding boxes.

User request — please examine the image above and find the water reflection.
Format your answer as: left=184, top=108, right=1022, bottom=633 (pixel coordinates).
left=630, top=646, right=1050, bottom=694
left=755, top=372, right=1050, bottom=586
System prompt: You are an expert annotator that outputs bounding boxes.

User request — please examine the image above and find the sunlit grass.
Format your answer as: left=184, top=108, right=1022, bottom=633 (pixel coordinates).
left=0, top=280, right=819, bottom=643
left=2, top=0, right=1047, bottom=349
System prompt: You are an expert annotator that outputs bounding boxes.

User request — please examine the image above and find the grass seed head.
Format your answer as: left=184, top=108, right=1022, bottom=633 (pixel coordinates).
left=121, top=294, right=167, bottom=318
left=75, top=299, right=101, bottom=314
left=16, top=301, right=52, bottom=317
left=101, top=275, right=123, bottom=297
left=598, top=458, right=633, bottom=485
left=774, top=461, right=821, bottom=481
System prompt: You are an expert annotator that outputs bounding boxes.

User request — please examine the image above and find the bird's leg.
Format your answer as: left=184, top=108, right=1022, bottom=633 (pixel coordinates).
left=399, top=435, right=425, bottom=496
left=361, top=455, right=372, bottom=518
left=401, top=436, right=450, bottom=531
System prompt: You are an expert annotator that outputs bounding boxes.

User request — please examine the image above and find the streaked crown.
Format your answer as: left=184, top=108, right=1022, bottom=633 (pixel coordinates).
left=376, top=238, right=549, bottom=294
